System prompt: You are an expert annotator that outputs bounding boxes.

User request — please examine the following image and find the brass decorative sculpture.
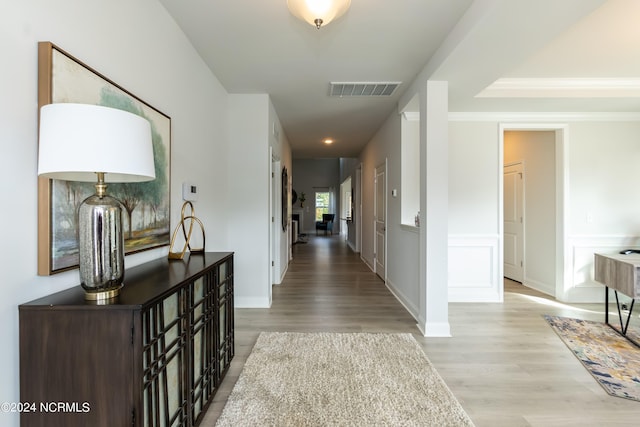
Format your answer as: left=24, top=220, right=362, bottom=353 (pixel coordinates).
left=168, top=201, right=205, bottom=260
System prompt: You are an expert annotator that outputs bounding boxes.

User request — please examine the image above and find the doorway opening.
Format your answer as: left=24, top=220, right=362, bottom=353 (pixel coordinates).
left=340, top=177, right=352, bottom=240
left=500, top=125, right=566, bottom=300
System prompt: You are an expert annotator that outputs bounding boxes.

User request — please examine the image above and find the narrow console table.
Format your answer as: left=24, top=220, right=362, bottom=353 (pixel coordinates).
left=19, top=252, right=233, bottom=427
left=593, top=252, right=639, bottom=346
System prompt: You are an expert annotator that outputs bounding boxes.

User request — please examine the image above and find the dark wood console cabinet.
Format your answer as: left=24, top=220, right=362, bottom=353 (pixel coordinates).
left=19, top=252, right=234, bottom=427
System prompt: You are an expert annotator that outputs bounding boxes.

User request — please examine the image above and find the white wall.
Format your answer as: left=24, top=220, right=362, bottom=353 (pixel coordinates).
left=228, top=94, right=272, bottom=307
left=269, top=100, right=292, bottom=284
left=566, top=121, right=640, bottom=301
left=448, top=121, right=502, bottom=302
left=418, top=81, right=450, bottom=336
left=448, top=117, right=640, bottom=303
left=449, top=122, right=500, bottom=235
left=359, top=111, right=421, bottom=319
left=360, top=115, right=394, bottom=270
left=1, top=0, right=230, bottom=423
left=358, top=101, right=640, bottom=323
left=358, top=81, right=450, bottom=337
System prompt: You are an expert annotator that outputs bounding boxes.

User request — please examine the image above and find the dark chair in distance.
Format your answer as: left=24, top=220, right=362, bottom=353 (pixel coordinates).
left=315, top=214, right=335, bottom=235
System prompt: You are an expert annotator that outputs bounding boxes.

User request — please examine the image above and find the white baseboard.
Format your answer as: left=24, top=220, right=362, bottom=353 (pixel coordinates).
left=417, top=321, right=451, bottom=337
left=234, top=297, right=271, bottom=308
left=361, top=255, right=374, bottom=272
left=385, top=279, right=419, bottom=321
left=278, top=262, right=288, bottom=284
left=523, top=277, right=554, bottom=297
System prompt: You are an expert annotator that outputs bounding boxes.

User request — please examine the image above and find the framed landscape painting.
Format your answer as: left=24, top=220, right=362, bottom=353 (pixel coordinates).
left=37, top=42, right=171, bottom=275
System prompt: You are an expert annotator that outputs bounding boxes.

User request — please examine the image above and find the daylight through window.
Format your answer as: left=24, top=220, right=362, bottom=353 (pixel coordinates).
left=315, top=191, right=330, bottom=221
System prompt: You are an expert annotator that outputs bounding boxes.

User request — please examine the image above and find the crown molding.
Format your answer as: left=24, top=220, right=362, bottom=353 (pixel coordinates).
left=477, top=78, right=640, bottom=98
left=448, top=111, right=640, bottom=122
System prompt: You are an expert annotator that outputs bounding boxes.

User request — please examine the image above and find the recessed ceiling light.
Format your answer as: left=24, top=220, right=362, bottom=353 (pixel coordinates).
left=323, top=138, right=334, bottom=144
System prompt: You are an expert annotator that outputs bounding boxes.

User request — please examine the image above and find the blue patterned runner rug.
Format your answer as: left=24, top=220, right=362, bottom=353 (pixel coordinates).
left=544, top=315, right=640, bottom=401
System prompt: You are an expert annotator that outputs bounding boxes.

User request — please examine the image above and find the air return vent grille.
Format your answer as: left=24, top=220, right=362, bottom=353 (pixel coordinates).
left=330, top=82, right=402, bottom=97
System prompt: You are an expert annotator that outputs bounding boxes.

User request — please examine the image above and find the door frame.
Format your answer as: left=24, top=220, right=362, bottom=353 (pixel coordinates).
left=356, top=164, right=362, bottom=253
left=270, top=153, right=282, bottom=287
left=499, top=124, right=567, bottom=301
left=374, top=160, right=387, bottom=281
left=339, top=177, right=352, bottom=239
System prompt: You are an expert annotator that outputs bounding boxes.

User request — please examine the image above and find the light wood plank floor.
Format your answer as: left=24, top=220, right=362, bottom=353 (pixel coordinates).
left=202, top=234, right=640, bottom=426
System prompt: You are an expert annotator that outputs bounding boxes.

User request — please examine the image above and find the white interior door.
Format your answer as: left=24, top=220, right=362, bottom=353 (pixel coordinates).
left=504, top=163, right=524, bottom=282
left=374, top=162, right=386, bottom=280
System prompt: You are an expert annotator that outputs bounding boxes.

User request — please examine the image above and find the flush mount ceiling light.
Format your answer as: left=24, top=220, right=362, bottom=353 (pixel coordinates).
left=323, top=138, right=334, bottom=144
left=287, top=0, right=351, bottom=29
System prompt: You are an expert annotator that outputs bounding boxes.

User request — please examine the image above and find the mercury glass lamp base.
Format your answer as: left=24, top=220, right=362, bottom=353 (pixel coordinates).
left=78, top=192, right=126, bottom=296
left=84, top=284, right=124, bottom=301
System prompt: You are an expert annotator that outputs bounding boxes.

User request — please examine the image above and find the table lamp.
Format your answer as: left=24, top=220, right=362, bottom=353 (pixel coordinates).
left=38, top=103, right=155, bottom=300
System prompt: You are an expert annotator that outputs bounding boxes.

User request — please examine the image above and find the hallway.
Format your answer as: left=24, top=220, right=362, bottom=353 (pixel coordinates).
left=272, top=234, right=416, bottom=332
left=204, top=235, right=640, bottom=427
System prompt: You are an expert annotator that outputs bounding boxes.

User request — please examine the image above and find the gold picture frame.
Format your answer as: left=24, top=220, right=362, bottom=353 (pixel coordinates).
left=37, top=42, right=171, bottom=276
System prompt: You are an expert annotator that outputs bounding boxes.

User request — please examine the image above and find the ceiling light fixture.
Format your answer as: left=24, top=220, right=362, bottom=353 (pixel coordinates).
left=323, top=138, right=334, bottom=144
left=287, top=0, right=351, bottom=29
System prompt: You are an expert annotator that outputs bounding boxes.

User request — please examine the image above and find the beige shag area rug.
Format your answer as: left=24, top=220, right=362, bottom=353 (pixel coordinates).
left=215, top=332, right=474, bottom=426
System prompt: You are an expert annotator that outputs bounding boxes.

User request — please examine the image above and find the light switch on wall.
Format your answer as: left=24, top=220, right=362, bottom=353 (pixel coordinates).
left=182, top=182, right=198, bottom=201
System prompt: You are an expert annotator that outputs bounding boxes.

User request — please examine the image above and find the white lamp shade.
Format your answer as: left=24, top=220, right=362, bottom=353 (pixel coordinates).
left=287, top=0, right=351, bottom=28
left=38, top=103, right=155, bottom=183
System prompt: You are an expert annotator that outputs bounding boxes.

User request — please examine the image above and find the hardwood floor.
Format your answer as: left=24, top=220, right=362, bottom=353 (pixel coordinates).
left=202, top=234, right=640, bottom=426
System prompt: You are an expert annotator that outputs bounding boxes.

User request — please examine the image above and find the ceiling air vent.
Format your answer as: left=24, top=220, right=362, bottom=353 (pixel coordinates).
left=330, top=82, right=402, bottom=97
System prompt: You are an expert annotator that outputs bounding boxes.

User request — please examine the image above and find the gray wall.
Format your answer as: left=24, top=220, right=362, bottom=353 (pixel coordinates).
left=292, top=158, right=340, bottom=233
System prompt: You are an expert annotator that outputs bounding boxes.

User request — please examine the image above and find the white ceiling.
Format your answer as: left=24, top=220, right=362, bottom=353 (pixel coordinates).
left=159, top=0, right=640, bottom=158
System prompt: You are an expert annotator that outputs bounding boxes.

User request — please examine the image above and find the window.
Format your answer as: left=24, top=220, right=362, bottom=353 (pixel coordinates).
left=315, top=191, right=330, bottom=221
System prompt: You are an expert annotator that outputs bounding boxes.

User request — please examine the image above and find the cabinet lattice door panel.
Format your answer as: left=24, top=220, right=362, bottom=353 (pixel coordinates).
left=143, top=288, right=187, bottom=426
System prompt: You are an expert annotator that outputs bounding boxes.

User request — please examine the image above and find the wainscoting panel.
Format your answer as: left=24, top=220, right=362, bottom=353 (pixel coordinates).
left=564, top=235, right=640, bottom=302
left=448, top=235, right=501, bottom=302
